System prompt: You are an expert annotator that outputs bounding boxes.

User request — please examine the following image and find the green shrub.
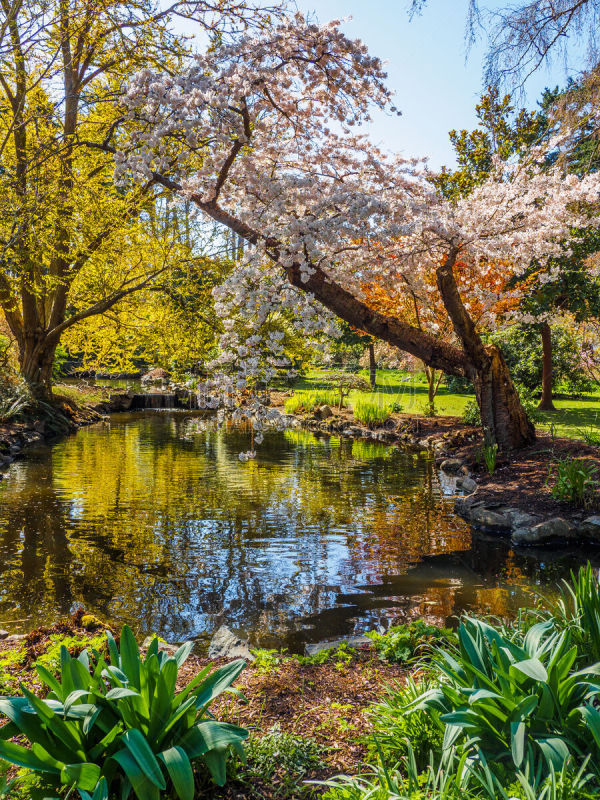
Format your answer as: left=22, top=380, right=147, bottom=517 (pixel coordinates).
left=549, top=457, right=597, bottom=506
left=352, top=400, right=391, bottom=426
left=491, top=324, right=592, bottom=397
left=462, top=399, right=481, bottom=426
left=368, top=677, right=443, bottom=771
left=0, top=625, right=248, bottom=800
left=366, top=621, right=456, bottom=664
left=238, top=725, right=325, bottom=797
left=482, top=442, right=498, bottom=475
left=410, top=617, right=600, bottom=783
left=550, top=564, right=600, bottom=665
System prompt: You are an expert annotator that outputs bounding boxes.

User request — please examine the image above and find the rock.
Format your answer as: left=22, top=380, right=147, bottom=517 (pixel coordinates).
left=304, top=635, right=372, bottom=656
left=208, top=625, right=254, bottom=661
left=454, top=495, right=483, bottom=517
left=470, top=507, right=512, bottom=533
left=0, top=630, right=8, bottom=640
left=456, top=476, right=477, bottom=494
left=440, top=458, right=464, bottom=475
left=576, top=515, right=600, bottom=541
left=6, top=633, right=27, bottom=642
left=314, top=405, right=333, bottom=421
left=141, top=367, right=170, bottom=384
left=33, top=420, right=46, bottom=435
left=503, top=508, right=541, bottom=530
left=512, top=517, right=575, bottom=546
left=141, top=635, right=178, bottom=655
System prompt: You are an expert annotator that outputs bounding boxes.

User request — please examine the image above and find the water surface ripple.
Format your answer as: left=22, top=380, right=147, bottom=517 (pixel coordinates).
left=0, top=412, right=593, bottom=650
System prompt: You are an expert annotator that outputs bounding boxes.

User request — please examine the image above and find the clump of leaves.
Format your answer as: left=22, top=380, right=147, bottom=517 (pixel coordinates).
left=236, top=725, right=326, bottom=798
left=368, top=676, right=443, bottom=771
left=352, top=399, right=391, bottom=426
left=483, top=441, right=498, bottom=475
left=0, top=625, right=248, bottom=800
left=250, top=648, right=285, bottom=675
left=294, top=642, right=357, bottom=669
left=462, top=399, right=481, bottom=426
left=549, top=457, right=597, bottom=506
left=366, top=621, right=456, bottom=664
left=409, top=617, right=600, bottom=783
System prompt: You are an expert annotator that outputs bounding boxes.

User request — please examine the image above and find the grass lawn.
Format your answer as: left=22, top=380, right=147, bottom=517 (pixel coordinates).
left=291, top=368, right=600, bottom=443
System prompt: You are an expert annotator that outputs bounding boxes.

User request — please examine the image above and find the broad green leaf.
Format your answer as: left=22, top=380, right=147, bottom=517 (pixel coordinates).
left=510, top=720, right=526, bottom=767
left=61, top=762, right=102, bottom=791
left=510, top=658, right=548, bottom=683
left=202, top=746, right=227, bottom=786
left=181, top=720, right=248, bottom=759
left=112, top=748, right=160, bottom=800
left=172, top=641, right=193, bottom=668
left=159, top=746, right=195, bottom=800
left=194, top=660, right=246, bottom=711
left=105, top=688, right=141, bottom=701
left=536, top=736, right=571, bottom=770
left=120, top=626, right=142, bottom=691
left=122, top=729, right=166, bottom=790
left=0, top=739, right=62, bottom=773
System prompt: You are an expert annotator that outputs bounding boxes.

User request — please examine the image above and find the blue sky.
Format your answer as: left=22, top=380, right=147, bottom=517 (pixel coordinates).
left=296, top=0, right=580, bottom=168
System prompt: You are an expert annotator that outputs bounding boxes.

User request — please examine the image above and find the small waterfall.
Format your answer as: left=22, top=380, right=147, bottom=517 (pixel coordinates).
left=131, top=392, right=200, bottom=410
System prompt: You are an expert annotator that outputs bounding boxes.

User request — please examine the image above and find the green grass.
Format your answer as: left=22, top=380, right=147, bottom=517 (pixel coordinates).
left=283, top=390, right=339, bottom=414
left=352, top=398, right=392, bottom=425
left=291, top=369, right=600, bottom=443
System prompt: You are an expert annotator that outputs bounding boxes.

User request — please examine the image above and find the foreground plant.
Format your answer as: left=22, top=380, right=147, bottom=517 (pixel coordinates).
left=409, top=617, right=600, bottom=782
left=0, top=626, right=248, bottom=799
left=550, top=564, right=600, bottom=665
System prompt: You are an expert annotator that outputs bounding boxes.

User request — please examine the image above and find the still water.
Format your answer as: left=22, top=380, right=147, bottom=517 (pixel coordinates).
left=0, top=412, right=593, bottom=651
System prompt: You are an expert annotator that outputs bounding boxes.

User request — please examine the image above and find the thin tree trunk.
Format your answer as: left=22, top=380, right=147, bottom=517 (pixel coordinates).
left=368, top=342, right=376, bottom=389
left=538, top=322, right=555, bottom=410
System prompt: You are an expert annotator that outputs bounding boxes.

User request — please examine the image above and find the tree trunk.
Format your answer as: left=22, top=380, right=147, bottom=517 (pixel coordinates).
left=435, top=251, right=535, bottom=450
left=471, top=344, right=535, bottom=450
left=19, top=334, right=57, bottom=400
left=368, top=342, right=376, bottom=389
left=538, top=322, right=555, bottom=410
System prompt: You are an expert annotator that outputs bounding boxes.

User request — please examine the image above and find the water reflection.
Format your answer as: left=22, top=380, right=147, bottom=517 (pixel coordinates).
left=0, top=412, right=595, bottom=650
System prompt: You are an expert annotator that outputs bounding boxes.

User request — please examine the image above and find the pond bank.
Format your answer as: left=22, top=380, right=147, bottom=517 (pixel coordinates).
left=2, top=386, right=599, bottom=547
left=270, top=395, right=600, bottom=547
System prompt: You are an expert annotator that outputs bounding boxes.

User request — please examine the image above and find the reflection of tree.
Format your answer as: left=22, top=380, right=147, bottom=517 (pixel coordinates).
left=0, top=456, right=76, bottom=624
left=0, top=414, right=592, bottom=648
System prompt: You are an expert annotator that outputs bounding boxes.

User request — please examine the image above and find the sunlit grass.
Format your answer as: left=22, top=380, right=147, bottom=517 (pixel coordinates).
left=283, top=390, right=339, bottom=414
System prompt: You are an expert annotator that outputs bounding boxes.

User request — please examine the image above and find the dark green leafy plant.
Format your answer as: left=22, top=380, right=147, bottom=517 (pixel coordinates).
left=462, top=399, right=481, bottom=426
left=482, top=442, right=498, bottom=475
left=366, top=621, right=456, bottom=664
left=237, top=725, right=326, bottom=797
left=0, top=626, right=248, bottom=800
left=409, top=617, right=600, bottom=783
left=368, top=676, right=443, bottom=771
left=549, top=457, right=597, bottom=506
left=550, top=564, right=600, bottom=665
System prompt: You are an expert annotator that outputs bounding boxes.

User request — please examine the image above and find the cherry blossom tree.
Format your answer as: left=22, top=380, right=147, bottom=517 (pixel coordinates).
left=116, top=13, right=600, bottom=450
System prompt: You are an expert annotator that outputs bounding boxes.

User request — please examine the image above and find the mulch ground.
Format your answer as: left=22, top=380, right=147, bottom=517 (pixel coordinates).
left=0, top=619, right=407, bottom=799
left=450, top=432, right=600, bottom=519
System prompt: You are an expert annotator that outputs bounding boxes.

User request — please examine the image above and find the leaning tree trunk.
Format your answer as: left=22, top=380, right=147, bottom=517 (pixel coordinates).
left=538, top=322, right=555, bottom=410
left=368, top=342, right=376, bottom=388
left=436, top=250, right=535, bottom=450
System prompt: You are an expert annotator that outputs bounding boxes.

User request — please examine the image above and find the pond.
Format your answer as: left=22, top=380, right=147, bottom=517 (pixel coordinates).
left=0, top=411, right=594, bottom=652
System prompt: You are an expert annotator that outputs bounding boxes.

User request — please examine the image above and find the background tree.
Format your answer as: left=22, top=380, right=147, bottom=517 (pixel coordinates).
left=0, top=0, right=279, bottom=399
left=433, top=85, right=600, bottom=410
